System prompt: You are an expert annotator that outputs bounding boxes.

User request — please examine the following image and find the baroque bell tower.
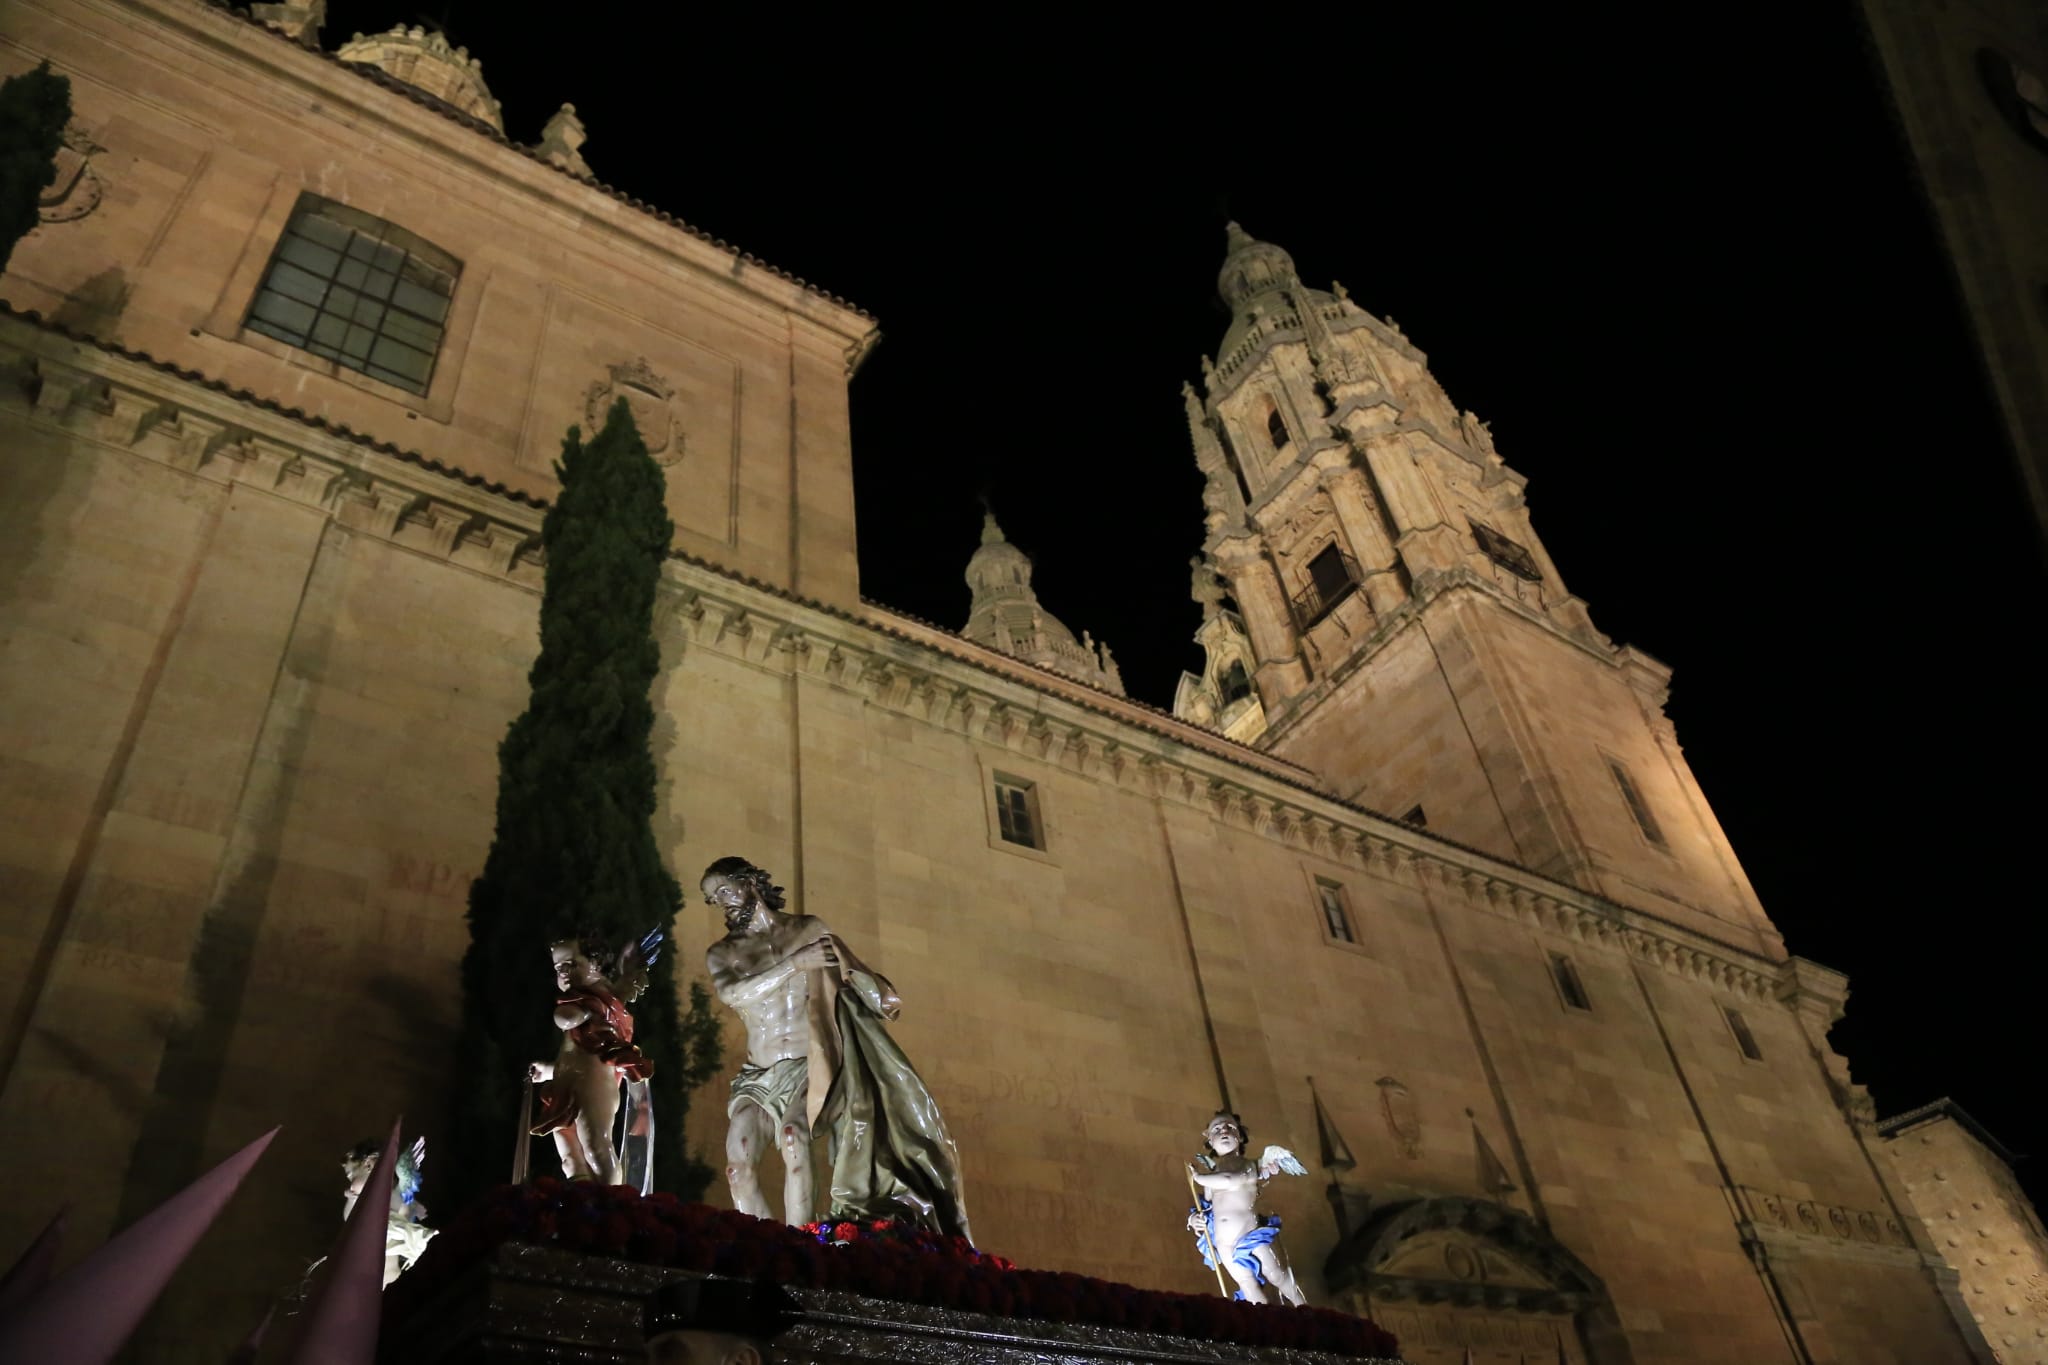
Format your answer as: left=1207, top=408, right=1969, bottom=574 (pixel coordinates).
left=1177, top=224, right=1782, bottom=956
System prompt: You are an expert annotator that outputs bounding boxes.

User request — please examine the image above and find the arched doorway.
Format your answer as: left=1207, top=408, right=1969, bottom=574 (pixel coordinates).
left=1324, top=1198, right=1628, bottom=1365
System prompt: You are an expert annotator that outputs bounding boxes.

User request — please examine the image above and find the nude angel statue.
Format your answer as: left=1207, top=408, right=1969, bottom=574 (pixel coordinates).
left=1186, top=1110, right=1307, bottom=1306
left=527, top=928, right=662, bottom=1189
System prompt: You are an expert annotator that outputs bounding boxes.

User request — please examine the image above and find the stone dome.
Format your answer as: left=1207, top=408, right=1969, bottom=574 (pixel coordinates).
left=961, top=512, right=1124, bottom=696
left=1213, top=222, right=1335, bottom=368
left=336, top=25, right=504, bottom=131
left=1217, top=221, right=1299, bottom=309
left=964, top=510, right=1033, bottom=597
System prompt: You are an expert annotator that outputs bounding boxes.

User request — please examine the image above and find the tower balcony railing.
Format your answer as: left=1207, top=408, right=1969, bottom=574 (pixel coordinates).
left=1290, top=550, right=1363, bottom=630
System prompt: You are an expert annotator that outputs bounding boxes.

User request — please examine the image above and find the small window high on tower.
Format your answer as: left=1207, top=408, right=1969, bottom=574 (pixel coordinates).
left=1471, top=521, right=1543, bottom=583
left=1551, top=953, right=1592, bottom=1011
left=1266, top=407, right=1290, bottom=450
left=1292, top=542, right=1360, bottom=627
left=1218, top=659, right=1253, bottom=707
left=1606, top=757, right=1668, bottom=848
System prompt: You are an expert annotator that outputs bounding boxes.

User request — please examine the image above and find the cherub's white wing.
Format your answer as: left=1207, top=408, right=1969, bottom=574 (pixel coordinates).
left=1259, top=1145, right=1308, bottom=1177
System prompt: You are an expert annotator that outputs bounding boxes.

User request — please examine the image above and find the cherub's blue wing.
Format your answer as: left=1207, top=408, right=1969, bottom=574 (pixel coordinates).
left=618, top=927, right=665, bottom=1003
left=396, top=1136, right=426, bottom=1206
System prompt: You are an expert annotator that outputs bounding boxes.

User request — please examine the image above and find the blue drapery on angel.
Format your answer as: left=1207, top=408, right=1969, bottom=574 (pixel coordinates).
left=1190, top=1196, right=1283, bottom=1301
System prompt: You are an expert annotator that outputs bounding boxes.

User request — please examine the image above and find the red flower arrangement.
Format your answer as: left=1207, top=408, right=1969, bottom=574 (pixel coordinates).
left=801, top=1215, right=1015, bottom=1270
left=386, top=1182, right=1398, bottom=1359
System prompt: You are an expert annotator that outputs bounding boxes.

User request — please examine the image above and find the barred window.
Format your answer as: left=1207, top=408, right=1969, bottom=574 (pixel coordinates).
left=1471, top=520, right=1543, bottom=582
left=1266, top=406, right=1290, bottom=450
left=994, top=776, right=1042, bottom=850
left=245, top=195, right=460, bottom=396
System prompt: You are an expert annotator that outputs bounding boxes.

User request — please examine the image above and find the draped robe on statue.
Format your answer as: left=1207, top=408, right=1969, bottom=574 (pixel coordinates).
left=801, top=942, right=972, bottom=1244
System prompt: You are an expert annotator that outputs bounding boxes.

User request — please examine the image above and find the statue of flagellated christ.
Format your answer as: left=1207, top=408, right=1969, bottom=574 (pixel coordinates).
left=701, top=856, right=972, bottom=1242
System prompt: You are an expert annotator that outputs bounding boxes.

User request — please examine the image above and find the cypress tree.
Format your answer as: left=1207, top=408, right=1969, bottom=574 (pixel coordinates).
left=448, top=397, right=722, bottom=1210
left=0, top=61, right=71, bottom=277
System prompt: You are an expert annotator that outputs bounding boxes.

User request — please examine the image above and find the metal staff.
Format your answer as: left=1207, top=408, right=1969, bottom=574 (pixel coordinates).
left=511, top=1074, right=534, bottom=1184
left=1186, top=1163, right=1229, bottom=1298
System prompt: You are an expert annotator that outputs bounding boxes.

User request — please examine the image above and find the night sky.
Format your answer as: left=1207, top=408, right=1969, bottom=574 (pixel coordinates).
left=328, top=3, right=2048, bottom=1201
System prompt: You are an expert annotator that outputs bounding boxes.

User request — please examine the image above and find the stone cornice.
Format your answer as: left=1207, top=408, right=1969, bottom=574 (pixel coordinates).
left=1875, top=1098, right=2023, bottom=1166
left=82, top=0, right=878, bottom=352
left=0, top=311, right=1810, bottom=1011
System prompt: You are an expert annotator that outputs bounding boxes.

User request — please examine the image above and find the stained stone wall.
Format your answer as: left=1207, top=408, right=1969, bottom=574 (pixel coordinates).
left=1882, top=1103, right=2048, bottom=1363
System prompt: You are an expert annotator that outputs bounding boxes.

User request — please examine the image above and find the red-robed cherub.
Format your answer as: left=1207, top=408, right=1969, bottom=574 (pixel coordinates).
left=527, top=928, right=661, bottom=1185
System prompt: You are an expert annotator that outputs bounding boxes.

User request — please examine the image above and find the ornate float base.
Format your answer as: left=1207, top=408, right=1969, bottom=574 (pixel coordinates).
left=379, top=1242, right=1401, bottom=1364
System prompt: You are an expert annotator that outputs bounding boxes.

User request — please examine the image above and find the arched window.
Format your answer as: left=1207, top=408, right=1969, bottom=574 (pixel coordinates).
left=1266, top=406, right=1290, bottom=450
left=1218, top=659, right=1253, bottom=707
left=245, top=193, right=461, bottom=396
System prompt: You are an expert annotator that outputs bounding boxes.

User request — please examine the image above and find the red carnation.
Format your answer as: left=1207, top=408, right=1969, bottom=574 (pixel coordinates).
left=833, top=1221, right=861, bottom=1243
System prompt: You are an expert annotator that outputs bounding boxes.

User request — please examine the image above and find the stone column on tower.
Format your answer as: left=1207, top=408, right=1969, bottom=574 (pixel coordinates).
left=1308, top=449, right=1406, bottom=617
left=1212, top=541, right=1308, bottom=708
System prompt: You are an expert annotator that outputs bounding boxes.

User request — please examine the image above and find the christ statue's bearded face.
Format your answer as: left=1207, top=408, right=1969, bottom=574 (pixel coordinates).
left=702, top=873, right=754, bottom=931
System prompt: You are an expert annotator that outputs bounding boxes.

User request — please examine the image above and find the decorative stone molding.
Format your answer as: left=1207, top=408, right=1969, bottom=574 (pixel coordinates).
left=537, top=103, right=592, bottom=178
left=0, top=311, right=1815, bottom=1019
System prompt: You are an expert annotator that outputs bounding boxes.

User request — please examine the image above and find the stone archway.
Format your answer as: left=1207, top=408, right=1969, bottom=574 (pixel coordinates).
left=1324, top=1197, right=1630, bottom=1365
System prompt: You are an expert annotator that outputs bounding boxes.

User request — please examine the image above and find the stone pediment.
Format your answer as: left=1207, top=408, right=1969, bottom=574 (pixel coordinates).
left=1327, top=1197, right=1606, bottom=1315
left=1375, top=1229, right=1553, bottom=1293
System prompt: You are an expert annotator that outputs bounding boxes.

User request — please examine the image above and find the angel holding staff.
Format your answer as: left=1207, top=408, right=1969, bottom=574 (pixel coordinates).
left=527, top=928, right=663, bottom=1188
left=1186, top=1110, right=1308, bottom=1306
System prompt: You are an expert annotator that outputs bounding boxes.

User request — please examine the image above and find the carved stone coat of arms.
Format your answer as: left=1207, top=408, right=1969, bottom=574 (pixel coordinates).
left=585, top=358, right=683, bottom=466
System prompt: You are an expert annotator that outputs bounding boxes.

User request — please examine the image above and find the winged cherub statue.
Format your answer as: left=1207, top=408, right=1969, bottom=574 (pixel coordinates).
left=340, top=1134, right=435, bottom=1288
left=1186, top=1110, right=1308, bottom=1306
left=528, top=928, right=663, bottom=1189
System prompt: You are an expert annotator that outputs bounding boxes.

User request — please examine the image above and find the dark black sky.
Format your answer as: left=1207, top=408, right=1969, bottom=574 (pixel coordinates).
left=332, top=4, right=2047, bottom=1199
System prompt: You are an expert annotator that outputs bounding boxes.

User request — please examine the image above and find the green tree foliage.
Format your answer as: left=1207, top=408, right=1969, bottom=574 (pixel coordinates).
left=447, top=398, right=722, bottom=1209
left=0, top=61, right=72, bottom=277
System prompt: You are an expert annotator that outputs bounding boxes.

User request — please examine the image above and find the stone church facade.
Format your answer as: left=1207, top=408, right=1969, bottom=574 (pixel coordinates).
left=0, top=3, right=2014, bottom=1361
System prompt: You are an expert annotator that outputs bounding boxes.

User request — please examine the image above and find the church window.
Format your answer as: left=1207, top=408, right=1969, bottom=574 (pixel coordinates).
left=1606, top=757, right=1668, bottom=848
left=245, top=194, right=460, bottom=397
left=1266, top=406, right=1290, bottom=450
left=1315, top=878, right=1356, bottom=944
left=1293, top=542, right=1359, bottom=627
left=1218, top=659, right=1253, bottom=707
left=1551, top=953, right=1591, bottom=1011
left=1724, top=1007, right=1763, bottom=1061
left=1471, top=521, right=1543, bottom=583
left=993, top=775, right=1043, bottom=850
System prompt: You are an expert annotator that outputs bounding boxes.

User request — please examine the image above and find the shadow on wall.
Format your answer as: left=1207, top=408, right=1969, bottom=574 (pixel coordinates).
left=112, top=522, right=343, bottom=1225
left=48, top=265, right=128, bottom=339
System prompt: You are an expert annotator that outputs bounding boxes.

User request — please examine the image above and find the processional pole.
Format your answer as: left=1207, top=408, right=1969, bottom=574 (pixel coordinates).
left=511, top=1076, right=534, bottom=1184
